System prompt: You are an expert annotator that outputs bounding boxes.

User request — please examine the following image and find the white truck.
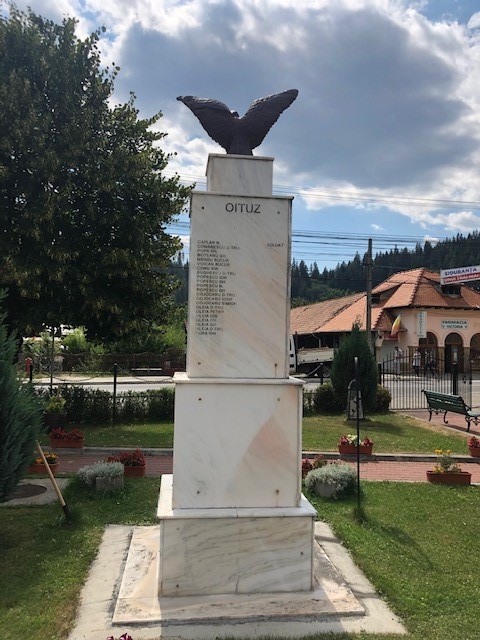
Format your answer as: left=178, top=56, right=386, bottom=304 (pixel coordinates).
left=288, top=335, right=335, bottom=377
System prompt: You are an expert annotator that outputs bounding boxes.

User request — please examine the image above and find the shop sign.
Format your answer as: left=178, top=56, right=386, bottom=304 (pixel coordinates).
left=440, top=265, right=480, bottom=284
left=441, top=320, right=468, bottom=330
left=417, top=311, right=427, bottom=338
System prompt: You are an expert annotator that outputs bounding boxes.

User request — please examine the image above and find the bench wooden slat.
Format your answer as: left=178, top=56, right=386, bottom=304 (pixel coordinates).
left=422, top=389, right=480, bottom=431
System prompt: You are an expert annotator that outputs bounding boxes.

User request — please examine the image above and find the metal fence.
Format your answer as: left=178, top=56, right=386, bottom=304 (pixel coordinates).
left=380, top=353, right=479, bottom=410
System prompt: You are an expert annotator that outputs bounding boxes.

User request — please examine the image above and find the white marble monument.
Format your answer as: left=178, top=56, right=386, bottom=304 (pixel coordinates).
left=157, top=153, right=315, bottom=597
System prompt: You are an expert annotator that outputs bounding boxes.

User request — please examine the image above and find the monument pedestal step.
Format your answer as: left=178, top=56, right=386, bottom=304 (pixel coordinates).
left=157, top=475, right=315, bottom=596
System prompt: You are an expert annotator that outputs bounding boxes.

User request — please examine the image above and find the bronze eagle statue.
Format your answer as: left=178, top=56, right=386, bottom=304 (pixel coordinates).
left=177, top=89, right=298, bottom=155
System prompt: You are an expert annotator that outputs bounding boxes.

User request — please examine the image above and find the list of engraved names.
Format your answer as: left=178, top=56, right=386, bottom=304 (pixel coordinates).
left=195, top=240, right=238, bottom=335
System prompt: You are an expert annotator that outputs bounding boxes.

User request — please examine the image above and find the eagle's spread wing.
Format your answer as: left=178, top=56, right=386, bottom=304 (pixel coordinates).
left=177, top=96, right=236, bottom=152
left=240, top=89, right=298, bottom=150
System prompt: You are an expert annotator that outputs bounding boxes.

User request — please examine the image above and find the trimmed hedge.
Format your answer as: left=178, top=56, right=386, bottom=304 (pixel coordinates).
left=37, top=381, right=390, bottom=425
left=36, top=385, right=175, bottom=424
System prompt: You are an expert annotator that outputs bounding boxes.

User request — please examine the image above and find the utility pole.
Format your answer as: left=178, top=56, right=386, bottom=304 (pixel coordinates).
left=364, top=238, right=373, bottom=353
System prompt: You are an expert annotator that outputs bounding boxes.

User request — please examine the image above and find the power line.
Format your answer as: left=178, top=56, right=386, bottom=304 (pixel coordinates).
left=163, top=170, right=480, bottom=210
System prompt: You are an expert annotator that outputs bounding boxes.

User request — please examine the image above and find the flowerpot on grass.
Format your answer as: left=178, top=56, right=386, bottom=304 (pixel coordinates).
left=123, top=465, right=146, bottom=478
left=338, top=444, right=373, bottom=455
left=468, top=436, right=480, bottom=457
left=27, top=462, right=59, bottom=476
left=27, top=452, right=59, bottom=476
left=426, top=471, right=471, bottom=485
left=44, top=394, right=67, bottom=431
left=49, top=427, right=85, bottom=449
left=44, top=412, right=68, bottom=430
left=108, top=449, right=146, bottom=477
left=338, top=434, right=373, bottom=456
left=426, top=448, right=471, bottom=485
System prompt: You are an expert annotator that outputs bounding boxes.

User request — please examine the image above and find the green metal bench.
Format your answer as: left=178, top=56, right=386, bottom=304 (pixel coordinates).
left=422, top=389, right=480, bottom=431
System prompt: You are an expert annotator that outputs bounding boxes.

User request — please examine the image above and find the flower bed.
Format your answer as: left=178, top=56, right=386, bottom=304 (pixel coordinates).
left=426, top=449, right=471, bottom=485
left=49, top=427, right=84, bottom=448
left=27, top=452, right=59, bottom=475
left=108, top=449, right=146, bottom=477
left=338, top=434, right=373, bottom=455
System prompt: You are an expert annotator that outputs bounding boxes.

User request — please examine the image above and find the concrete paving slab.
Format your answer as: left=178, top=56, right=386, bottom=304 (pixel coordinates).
left=67, top=522, right=406, bottom=639
left=1, top=478, right=69, bottom=506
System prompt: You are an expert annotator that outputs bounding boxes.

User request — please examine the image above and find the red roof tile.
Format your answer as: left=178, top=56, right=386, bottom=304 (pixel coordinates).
left=290, top=267, right=480, bottom=335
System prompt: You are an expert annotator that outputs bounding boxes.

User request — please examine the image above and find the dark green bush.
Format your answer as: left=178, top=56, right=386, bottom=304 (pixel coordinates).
left=375, top=384, right=392, bottom=412
left=44, top=384, right=175, bottom=423
left=313, top=382, right=343, bottom=413
left=146, top=388, right=175, bottom=420
left=0, top=295, right=43, bottom=501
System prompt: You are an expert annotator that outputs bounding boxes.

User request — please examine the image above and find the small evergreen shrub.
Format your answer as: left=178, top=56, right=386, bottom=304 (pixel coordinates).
left=304, top=463, right=356, bottom=499
left=313, top=382, right=343, bottom=413
left=0, top=293, right=43, bottom=501
left=330, top=323, right=378, bottom=411
left=375, top=385, right=392, bottom=412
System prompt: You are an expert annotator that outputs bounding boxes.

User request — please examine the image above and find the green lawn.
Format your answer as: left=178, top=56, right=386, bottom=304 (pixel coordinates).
left=13, top=410, right=474, bottom=639
left=0, top=478, right=160, bottom=640
left=40, top=412, right=472, bottom=456
left=302, top=412, right=470, bottom=454
left=309, top=482, right=480, bottom=640
left=2, top=479, right=479, bottom=640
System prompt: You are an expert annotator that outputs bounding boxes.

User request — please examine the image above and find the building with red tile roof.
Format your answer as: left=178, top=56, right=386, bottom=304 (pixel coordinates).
left=290, top=267, right=480, bottom=372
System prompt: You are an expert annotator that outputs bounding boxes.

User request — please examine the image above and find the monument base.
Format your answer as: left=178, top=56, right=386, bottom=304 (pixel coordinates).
left=157, top=475, right=315, bottom=596
left=112, top=523, right=366, bottom=628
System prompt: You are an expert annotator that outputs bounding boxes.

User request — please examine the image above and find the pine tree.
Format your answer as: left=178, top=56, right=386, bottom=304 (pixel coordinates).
left=0, top=294, right=43, bottom=502
left=330, top=323, right=378, bottom=411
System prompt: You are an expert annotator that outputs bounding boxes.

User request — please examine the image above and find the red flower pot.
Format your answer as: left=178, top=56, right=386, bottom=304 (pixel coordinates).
left=338, top=444, right=373, bottom=456
left=426, top=470, right=471, bottom=485
left=27, top=463, right=59, bottom=476
left=49, top=438, right=84, bottom=449
left=124, top=465, right=146, bottom=478
left=469, top=447, right=480, bottom=458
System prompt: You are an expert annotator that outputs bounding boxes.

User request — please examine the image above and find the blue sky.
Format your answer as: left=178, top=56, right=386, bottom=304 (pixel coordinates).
left=12, top=0, right=480, bottom=270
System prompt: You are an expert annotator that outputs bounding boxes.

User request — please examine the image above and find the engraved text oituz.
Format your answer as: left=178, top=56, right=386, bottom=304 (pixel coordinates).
left=225, top=202, right=261, bottom=214
left=195, top=240, right=238, bottom=336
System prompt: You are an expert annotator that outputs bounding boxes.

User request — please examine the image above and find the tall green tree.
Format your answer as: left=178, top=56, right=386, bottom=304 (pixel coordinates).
left=0, top=6, right=190, bottom=341
left=0, top=293, right=43, bottom=502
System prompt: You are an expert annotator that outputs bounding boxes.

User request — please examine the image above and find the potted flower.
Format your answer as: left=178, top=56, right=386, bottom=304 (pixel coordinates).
left=27, top=451, right=59, bottom=475
left=77, top=461, right=124, bottom=492
left=338, top=434, right=373, bottom=455
left=49, top=427, right=85, bottom=449
left=301, top=454, right=327, bottom=478
left=44, top=393, right=67, bottom=430
left=108, top=449, right=146, bottom=477
left=468, top=436, right=480, bottom=458
left=426, top=449, right=471, bottom=485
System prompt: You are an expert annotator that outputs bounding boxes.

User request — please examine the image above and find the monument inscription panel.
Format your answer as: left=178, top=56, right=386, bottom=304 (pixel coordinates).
left=187, top=192, right=292, bottom=379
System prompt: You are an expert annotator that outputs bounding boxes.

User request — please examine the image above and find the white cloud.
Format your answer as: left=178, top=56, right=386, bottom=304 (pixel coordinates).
left=16, top=0, right=480, bottom=240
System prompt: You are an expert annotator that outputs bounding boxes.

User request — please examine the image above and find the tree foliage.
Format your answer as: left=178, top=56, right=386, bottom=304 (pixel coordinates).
left=0, top=293, right=43, bottom=502
left=330, top=323, right=378, bottom=411
left=0, top=6, right=190, bottom=340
